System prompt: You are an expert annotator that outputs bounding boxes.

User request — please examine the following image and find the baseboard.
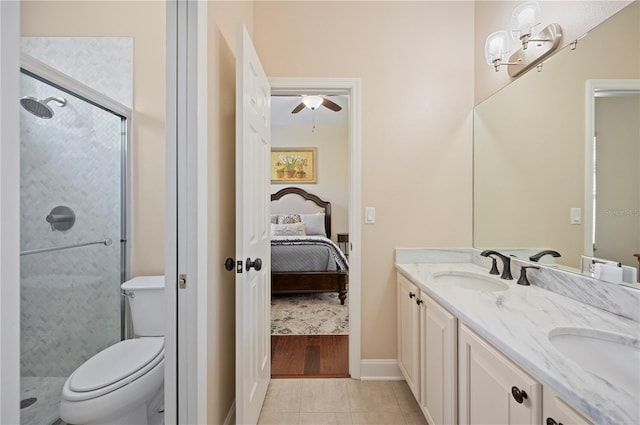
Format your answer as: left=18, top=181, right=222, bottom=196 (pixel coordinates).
left=359, top=359, right=404, bottom=381
left=223, top=400, right=235, bottom=425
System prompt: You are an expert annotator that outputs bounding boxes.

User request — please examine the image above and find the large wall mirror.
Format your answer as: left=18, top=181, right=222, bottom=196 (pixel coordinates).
left=474, top=2, right=639, bottom=288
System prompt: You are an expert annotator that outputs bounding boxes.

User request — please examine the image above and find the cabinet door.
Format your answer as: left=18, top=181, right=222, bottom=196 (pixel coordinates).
left=459, top=324, right=542, bottom=425
left=543, top=386, right=595, bottom=425
left=397, top=273, right=421, bottom=400
left=421, top=294, right=457, bottom=425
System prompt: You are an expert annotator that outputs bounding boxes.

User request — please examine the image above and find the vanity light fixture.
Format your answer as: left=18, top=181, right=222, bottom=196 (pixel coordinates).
left=511, top=1, right=541, bottom=50
left=485, top=30, right=513, bottom=72
left=485, top=0, right=562, bottom=77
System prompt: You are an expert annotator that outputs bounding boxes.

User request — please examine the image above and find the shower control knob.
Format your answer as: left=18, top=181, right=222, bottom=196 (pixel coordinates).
left=246, top=258, right=262, bottom=271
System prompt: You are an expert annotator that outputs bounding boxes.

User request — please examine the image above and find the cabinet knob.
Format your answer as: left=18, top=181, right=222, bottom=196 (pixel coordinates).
left=546, top=418, right=563, bottom=425
left=511, top=386, right=528, bottom=404
left=416, top=298, right=423, bottom=306
left=409, top=292, right=416, bottom=299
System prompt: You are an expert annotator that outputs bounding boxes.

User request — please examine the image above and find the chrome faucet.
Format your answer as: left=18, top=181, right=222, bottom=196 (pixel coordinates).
left=529, top=250, right=561, bottom=262
left=480, top=250, right=513, bottom=280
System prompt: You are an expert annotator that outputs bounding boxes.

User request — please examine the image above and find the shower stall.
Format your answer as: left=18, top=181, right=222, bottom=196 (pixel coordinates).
left=19, top=54, right=131, bottom=425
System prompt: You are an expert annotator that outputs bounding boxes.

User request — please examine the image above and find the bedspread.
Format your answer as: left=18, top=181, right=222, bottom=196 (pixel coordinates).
left=271, top=236, right=349, bottom=273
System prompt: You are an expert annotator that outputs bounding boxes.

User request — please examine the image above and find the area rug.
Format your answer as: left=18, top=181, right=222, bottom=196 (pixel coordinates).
left=271, top=292, right=349, bottom=335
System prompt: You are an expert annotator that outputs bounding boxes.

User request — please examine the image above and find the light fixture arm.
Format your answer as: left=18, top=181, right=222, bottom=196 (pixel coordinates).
left=491, top=59, right=520, bottom=72
left=507, top=23, right=562, bottom=77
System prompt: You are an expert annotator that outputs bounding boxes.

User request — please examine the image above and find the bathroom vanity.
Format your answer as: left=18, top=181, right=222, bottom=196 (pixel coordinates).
left=396, top=250, right=639, bottom=425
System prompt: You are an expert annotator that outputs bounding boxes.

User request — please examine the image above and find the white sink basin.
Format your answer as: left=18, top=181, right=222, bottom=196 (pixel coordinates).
left=548, top=327, right=640, bottom=395
left=433, top=271, right=509, bottom=292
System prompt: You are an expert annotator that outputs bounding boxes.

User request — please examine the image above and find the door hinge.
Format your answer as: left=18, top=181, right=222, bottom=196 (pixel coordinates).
left=178, top=273, right=187, bottom=289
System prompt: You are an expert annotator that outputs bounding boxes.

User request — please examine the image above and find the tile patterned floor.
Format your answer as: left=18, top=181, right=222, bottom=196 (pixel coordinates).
left=21, top=376, right=67, bottom=425
left=258, top=379, right=427, bottom=425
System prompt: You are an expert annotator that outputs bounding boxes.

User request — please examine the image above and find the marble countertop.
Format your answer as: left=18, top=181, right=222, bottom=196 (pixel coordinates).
left=395, top=262, right=640, bottom=425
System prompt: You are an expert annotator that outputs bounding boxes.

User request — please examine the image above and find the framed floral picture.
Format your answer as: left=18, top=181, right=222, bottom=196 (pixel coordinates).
left=270, top=148, right=317, bottom=183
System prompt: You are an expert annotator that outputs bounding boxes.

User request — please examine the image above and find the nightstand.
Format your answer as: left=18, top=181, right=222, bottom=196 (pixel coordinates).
left=337, top=233, right=349, bottom=257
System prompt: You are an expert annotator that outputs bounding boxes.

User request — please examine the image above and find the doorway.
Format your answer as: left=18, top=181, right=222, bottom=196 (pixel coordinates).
left=269, top=78, right=362, bottom=380
left=269, top=94, right=350, bottom=378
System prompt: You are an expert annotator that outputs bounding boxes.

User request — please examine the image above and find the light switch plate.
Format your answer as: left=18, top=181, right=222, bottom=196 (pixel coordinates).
left=365, top=207, right=376, bottom=224
left=570, top=208, right=581, bottom=225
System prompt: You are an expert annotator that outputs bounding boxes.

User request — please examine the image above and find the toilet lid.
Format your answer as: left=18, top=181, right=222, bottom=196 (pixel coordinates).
left=69, top=338, right=164, bottom=392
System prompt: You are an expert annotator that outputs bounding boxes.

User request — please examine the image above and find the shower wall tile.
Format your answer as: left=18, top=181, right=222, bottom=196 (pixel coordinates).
left=21, top=37, right=133, bottom=108
left=20, top=38, right=132, bottom=378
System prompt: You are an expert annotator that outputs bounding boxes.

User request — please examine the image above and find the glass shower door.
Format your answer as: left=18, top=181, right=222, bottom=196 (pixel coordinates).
left=19, top=69, right=127, bottom=425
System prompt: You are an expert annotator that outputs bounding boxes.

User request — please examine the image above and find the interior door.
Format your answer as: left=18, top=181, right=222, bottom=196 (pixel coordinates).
left=235, top=24, right=271, bottom=425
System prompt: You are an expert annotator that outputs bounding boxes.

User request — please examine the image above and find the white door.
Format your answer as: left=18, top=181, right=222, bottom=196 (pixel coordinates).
left=235, top=24, right=271, bottom=425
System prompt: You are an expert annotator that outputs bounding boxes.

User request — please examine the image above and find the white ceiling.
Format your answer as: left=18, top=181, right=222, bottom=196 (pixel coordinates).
left=271, top=95, right=348, bottom=127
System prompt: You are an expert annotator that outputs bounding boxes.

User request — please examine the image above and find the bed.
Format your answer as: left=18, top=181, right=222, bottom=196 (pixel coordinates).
left=270, top=187, right=349, bottom=304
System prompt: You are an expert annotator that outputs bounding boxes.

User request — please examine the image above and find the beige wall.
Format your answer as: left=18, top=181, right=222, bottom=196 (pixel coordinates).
left=271, top=124, right=349, bottom=240
left=255, top=1, right=475, bottom=359
left=206, top=1, right=253, bottom=423
left=474, top=0, right=632, bottom=104
left=21, top=1, right=166, bottom=276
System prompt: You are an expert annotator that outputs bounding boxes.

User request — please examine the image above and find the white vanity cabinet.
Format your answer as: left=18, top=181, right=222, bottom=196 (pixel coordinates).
left=397, top=270, right=598, bottom=425
left=420, top=293, right=457, bottom=425
left=397, top=273, right=421, bottom=400
left=543, top=386, right=595, bottom=425
left=397, top=272, right=458, bottom=424
left=458, top=323, right=542, bottom=425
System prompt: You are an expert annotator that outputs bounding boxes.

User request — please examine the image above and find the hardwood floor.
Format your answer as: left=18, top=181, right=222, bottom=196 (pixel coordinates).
left=271, top=335, right=349, bottom=378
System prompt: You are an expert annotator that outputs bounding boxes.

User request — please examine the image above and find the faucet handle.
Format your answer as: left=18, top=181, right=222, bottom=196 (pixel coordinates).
left=486, top=255, right=500, bottom=275
left=517, top=266, right=540, bottom=286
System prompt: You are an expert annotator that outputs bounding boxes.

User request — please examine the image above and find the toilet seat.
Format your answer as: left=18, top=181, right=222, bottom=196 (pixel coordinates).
left=63, top=338, right=164, bottom=402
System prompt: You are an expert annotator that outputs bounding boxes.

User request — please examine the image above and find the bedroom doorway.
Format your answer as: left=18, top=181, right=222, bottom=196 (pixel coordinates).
left=269, top=78, right=361, bottom=378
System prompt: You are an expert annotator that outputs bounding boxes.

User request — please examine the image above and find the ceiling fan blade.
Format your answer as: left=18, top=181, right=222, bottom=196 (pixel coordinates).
left=291, top=102, right=305, bottom=114
left=322, top=97, right=342, bottom=112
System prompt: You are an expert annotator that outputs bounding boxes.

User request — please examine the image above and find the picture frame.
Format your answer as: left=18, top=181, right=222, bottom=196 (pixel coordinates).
left=270, top=148, right=317, bottom=183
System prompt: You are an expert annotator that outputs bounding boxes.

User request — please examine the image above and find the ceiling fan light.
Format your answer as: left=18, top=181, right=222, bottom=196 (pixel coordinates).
left=302, top=95, right=323, bottom=110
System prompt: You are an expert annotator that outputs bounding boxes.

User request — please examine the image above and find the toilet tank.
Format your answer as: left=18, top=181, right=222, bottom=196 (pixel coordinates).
left=121, top=276, right=165, bottom=337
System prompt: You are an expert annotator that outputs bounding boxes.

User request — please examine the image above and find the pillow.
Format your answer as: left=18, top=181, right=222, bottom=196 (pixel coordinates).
left=270, top=214, right=278, bottom=224
left=300, top=213, right=326, bottom=236
left=277, top=214, right=301, bottom=224
left=271, top=222, right=306, bottom=237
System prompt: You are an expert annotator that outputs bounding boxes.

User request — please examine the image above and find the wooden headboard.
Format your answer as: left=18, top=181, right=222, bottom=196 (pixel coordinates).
left=270, top=187, right=332, bottom=238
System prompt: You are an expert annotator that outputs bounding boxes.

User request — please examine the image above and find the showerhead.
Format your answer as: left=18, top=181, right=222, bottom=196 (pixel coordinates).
left=20, top=96, right=66, bottom=119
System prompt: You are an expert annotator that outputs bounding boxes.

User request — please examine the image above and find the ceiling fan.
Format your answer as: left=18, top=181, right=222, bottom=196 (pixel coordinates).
left=291, top=95, right=342, bottom=114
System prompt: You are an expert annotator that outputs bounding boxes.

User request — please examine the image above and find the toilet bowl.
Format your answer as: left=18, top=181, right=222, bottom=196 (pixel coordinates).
left=60, top=276, right=165, bottom=425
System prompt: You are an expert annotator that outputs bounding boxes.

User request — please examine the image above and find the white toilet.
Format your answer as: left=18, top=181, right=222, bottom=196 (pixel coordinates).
left=60, top=276, right=165, bottom=425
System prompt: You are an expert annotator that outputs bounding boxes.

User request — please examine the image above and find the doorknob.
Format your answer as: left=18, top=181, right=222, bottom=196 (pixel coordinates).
left=224, top=258, right=235, bottom=271
left=246, top=258, right=262, bottom=271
